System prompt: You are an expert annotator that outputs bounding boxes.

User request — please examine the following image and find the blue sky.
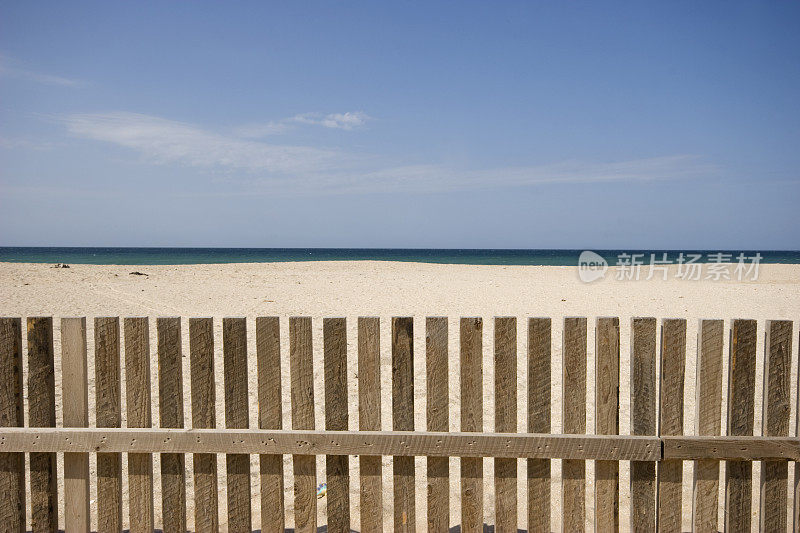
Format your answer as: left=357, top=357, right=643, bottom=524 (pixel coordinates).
left=1, top=1, right=799, bottom=248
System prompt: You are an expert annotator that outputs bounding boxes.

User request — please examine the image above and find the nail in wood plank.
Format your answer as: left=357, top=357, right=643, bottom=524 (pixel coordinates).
left=691, top=320, right=723, bottom=533
left=393, top=317, right=416, bottom=532
left=290, top=317, right=317, bottom=533
left=562, top=317, right=587, bottom=532
left=190, top=318, right=218, bottom=533
left=0, top=317, right=25, bottom=532
left=124, top=317, right=155, bottom=533
left=528, top=318, right=551, bottom=533
left=460, top=317, right=483, bottom=533
left=759, top=320, right=792, bottom=531
left=594, top=317, right=619, bottom=532
left=27, top=317, right=58, bottom=532
left=324, top=318, right=350, bottom=533
left=494, top=317, right=517, bottom=533
left=158, top=317, right=186, bottom=532
left=62, top=317, right=90, bottom=533
left=426, top=317, right=448, bottom=532
left=256, top=317, right=284, bottom=531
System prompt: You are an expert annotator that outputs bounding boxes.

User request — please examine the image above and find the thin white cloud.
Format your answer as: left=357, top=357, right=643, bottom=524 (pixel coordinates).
left=291, top=111, right=371, bottom=130
left=0, top=54, right=83, bottom=87
left=62, top=111, right=718, bottom=195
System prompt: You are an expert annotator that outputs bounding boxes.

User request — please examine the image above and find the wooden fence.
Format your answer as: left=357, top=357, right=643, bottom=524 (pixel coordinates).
left=0, top=316, right=797, bottom=532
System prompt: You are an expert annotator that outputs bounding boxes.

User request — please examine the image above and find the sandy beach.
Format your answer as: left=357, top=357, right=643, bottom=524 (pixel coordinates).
left=2, top=260, right=799, bottom=532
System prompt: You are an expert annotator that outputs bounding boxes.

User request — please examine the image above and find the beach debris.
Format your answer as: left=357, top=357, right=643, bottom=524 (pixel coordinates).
left=316, top=482, right=327, bottom=498
left=129, top=271, right=148, bottom=276
left=53, top=263, right=70, bottom=268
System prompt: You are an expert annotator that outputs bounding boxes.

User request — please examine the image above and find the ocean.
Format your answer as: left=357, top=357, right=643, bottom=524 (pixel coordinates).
left=1, top=247, right=798, bottom=265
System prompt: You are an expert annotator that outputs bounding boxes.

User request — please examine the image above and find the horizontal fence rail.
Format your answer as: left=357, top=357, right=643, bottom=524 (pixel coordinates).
left=0, top=315, right=797, bottom=532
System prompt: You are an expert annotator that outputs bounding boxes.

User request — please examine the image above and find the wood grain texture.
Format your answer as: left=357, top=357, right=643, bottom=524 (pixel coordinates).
left=759, top=320, right=792, bottom=532
left=658, top=318, right=686, bottom=533
left=527, top=318, right=551, bottom=533
left=324, top=318, right=350, bottom=533
left=256, top=316, right=284, bottom=532
left=61, top=317, right=90, bottom=533
left=27, top=317, right=58, bottom=533
left=158, top=317, right=187, bottom=533
left=189, top=317, right=218, bottom=533
left=124, top=317, right=154, bottom=533
left=594, top=317, right=619, bottom=532
left=0, top=318, right=24, bottom=533
left=426, top=317, right=449, bottom=532
left=392, top=317, right=415, bottom=532
left=630, top=317, right=657, bottom=533
left=358, top=317, right=383, bottom=533
left=460, top=317, right=483, bottom=533
left=0, top=428, right=663, bottom=459
left=691, top=319, right=723, bottom=533
left=95, top=316, right=123, bottom=533
left=494, top=317, right=517, bottom=533
left=796, top=328, right=800, bottom=533
left=562, top=317, right=587, bottom=532
left=724, top=319, right=756, bottom=532
left=289, top=317, right=317, bottom=533
left=223, top=317, right=252, bottom=532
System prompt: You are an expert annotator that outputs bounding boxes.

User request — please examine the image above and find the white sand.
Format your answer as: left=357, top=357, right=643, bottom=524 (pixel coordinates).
left=2, top=261, right=799, bottom=532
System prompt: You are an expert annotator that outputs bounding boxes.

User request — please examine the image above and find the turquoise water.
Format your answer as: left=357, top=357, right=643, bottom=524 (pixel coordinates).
left=1, top=247, right=798, bottom=265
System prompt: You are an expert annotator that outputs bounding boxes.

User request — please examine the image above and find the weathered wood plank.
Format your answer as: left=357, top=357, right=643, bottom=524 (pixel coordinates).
left=27, top=317, right=58, bottom=533
left=0, top=428, right=664, bottom=459
left=426, top=317, right=448, bottom=532
left=61, top=317, right=90, bottom=533
left=158, top=317, right=186, bottom=532
left=795, top=326, right=800, bottom=533
left=691, top=319, right=723, bottom=533
left=630, top=317, right=656, bottom=533
left=256, top=316, right=284, bottom=532
left=324, top=318, right=350, bottom=533
left=0, top=317, right=24, bottom=533
left=290, top=317, right=317, bottom=533
left=460, top=317, right=483, bottom=533
left=494, top=317, right=517, bottom=533
left=562, top=317, right=587, bottom=532
left=223, top=317, right=252, bottom=532
left=189, top=317, right=218, bottom=533
left=662, top=436, right=800, bottom=460
left=760, top=320, right=792, bottom=532
left=95, top=316, right=123, bottom=533
left=124, top=317, right=155, bottom=533
left=527, top=318, right=551, bottom=533
left=594, top=317, right=619, bottom=532
left=658, top=318, right=686, bottom=533
left=393, top=317, right=415, bottom=532
left=359, top=317, right=383, bottom=533
left=724, top=319, right=756, bottom=532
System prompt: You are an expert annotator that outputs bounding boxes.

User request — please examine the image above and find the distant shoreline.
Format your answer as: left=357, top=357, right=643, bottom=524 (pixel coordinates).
left=2, top=247, right=799, bottom=266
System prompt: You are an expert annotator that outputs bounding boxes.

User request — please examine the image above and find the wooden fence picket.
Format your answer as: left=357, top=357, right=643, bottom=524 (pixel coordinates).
left=358, top=317, right=383, bottom=533
left=189, top=317, right=219, bottom=532
left=460, top=317, right=483, bottom=533
left=0, top=317, right=25, bottom=532
left=324, top=317, right=350, bottom=532
left=392, top=316, right=416, bottom=532
left=725, top=319, right=757, bottom=531
left=494, top=317, right=517, bottom=532
left=158, top=317, right=187, bottom=532
left=594, top=317, right=620, bottom=532
left=691, top=319, right=724, bottom=533
left=426, top=316, right=449, bottom=531
left=95, top=316, right=123, bottom=532
left=256, top=316, right=285, bottom=531
left=27, top=317, right=58, bottom=532
left=527, top=317, right=551, bottom=533
left=124, top=317, right=155, bottom=533
left=562, top=317, right=587, bottom=531
left=290, top=316, right=317, bottom=533
left=630, top=317, right=657, bottom=532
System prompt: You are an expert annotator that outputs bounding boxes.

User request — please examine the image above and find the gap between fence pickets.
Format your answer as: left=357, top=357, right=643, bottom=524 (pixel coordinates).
left=1, top=428, right=798, bottom=460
